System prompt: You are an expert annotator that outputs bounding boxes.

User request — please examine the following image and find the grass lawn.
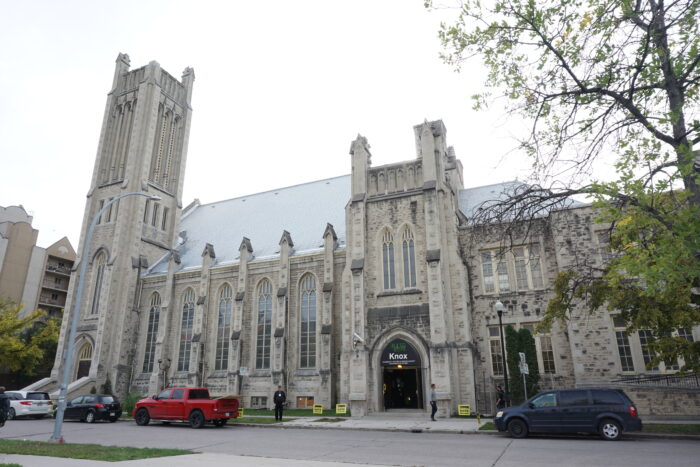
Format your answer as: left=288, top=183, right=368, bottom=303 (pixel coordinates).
left=243, top=408, right=350, bottom=417
left=0, top=439, right=193, bottom=462
left=644, top=424, right=700, bottom=435
left=1, top=464, right=23, bottom=467
left=479, top=422, right=496, bottom=431
left=232, top=417, right=297, bottom=424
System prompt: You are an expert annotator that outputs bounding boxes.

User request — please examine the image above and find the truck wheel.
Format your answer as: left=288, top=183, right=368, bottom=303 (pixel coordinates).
left=189, top=410, right=205, bottom=429
left=134, top=408, right=150, bottom=426
left=213, top=419, right=227, bottom=427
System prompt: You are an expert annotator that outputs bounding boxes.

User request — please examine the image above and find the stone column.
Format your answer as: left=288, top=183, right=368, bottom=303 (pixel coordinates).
left=230, top=238, right=252, bottom=394
left=274, top=231, right=293, bottom=387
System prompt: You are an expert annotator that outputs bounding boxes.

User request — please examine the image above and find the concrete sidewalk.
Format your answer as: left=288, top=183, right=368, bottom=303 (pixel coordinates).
left=0, top=452, right=390, bottom=467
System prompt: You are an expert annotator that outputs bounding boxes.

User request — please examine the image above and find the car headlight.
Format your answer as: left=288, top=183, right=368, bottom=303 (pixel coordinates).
left=496, top=411, right=504, bottom=418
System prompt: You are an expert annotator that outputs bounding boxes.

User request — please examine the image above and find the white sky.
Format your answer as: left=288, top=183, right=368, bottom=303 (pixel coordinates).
left=0, top=0, right=534, bottom=248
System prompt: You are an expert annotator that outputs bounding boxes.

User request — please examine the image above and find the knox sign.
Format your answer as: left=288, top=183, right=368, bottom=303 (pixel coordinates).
left=381, top=338, right=420, bottom=366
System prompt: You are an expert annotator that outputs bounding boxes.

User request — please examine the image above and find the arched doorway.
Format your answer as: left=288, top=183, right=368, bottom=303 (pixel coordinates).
left=381, top=338, right=423, bottom=410
left=76, top=342, right=92, bottom=379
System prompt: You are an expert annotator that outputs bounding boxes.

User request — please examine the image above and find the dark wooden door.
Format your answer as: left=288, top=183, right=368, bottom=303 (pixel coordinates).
left=77, top=360, right=91, bottom=379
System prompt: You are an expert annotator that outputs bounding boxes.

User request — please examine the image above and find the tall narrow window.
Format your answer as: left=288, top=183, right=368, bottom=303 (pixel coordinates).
left=638, top=330, right=658, bottom=371
left=215, top=285, right=233, bottom=371
left=382, top=229, right=396, bottom=289
left=151, top=203, right=159, bottom=227
left=402, top=228, right=416, bottom=288
left=105, top=198, right=114, bottom=223
left=481, top=252, right=495, bottom=293
left=97, top=200, right=105, bottom=225
left=528, top=245, right=544, bottom=288
left=497, top=260, right=510, bottom=292
left=539, top=335, right=556, bottom=374
left=161, top=207, right=169, bottom=231
left=489, top=327, right=503, bottom=376
left=300, top=275, right=317, bottom=368
left=177, top=289, right=195, bottom=372
left=513, top=248, right=528, bottom=290
left=90, top=252, right=106, bottom=315
left=613, top=315, right=634, bottom=372
left=256, top=280, right=273, bottom=369
left=142, top=293, right=161, bottom=373
left=143, top=199, right=150, bottom=223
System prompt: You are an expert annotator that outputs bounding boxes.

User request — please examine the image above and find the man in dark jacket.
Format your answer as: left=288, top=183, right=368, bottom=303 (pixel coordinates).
left=0, top=387, right=10, bottom=427
left=273, top=385, right=286, bottom=422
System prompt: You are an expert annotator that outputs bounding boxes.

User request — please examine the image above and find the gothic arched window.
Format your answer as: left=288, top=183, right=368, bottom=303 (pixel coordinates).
left=402, top=227, right=416, bottom=288
left=382, top=229, right=396, bottom=290
left=177, top=288, right=195, bottom=372
left=256, top=280, right=273, bottom=369
left=215, top=284, right=233, bottom=371
left=90, top=252, right=107, bottom=315
left=142, top=293, right=161, bottom=373
left=299, top=274, right=317, bottom=368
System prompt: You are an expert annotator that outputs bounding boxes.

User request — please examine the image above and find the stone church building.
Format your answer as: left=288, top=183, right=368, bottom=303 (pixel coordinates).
left=35, top=55, right=698, bottom=417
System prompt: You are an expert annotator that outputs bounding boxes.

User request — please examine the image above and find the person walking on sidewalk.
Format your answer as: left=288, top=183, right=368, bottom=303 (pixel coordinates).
left=496, top=385, right=506, bottom=410
left=430, top=383, right=438, bottom=421
left=273, top=385, right=286, bottom=422
left=0, top=387, right=10, bottom=428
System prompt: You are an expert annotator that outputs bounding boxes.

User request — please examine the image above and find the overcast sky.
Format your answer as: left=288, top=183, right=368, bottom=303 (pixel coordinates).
left=0, top=0, right=534, bottom=248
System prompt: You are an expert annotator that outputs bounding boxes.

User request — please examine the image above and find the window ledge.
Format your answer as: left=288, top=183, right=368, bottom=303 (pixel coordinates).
left=377, top=288, right=422, bottom=297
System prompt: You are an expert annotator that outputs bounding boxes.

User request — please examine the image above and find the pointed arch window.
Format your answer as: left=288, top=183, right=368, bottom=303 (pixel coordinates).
left=300, top=275, right=317, bottom=368
left=77, top=342, right=93, bottom=379
left=90, top=252, right=107, bottom=315
left=402, top=227, right=416, bottom=288
left=142, top=293, right=161, bottom=373
left=382, top=229, right=396, bottom=289
left=256, top=280, right=273, bottom=369
left=177, top=288, right=195, bottom=372
left=215, top=284, right=233, bottom=371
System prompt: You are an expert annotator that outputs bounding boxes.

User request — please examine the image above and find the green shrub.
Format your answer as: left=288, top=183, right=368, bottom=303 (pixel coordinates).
left=123, top=392, right=144, bottom=416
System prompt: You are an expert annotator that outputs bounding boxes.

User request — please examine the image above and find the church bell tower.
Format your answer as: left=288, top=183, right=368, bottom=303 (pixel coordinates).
left=51, top=53, right=194, bottom=395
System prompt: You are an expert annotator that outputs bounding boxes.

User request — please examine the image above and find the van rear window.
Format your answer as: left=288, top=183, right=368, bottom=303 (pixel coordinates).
left=592, top=390, right=624, bottom=405
left=27, top=392, right=50, bottom=400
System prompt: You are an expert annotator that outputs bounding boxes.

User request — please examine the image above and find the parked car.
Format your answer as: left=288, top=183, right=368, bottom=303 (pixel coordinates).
left=133, top=387, right=239, bottom=428
left=5, top=391, right=52, bottom=420
left=59, top=394, right=122, bottom=423
left=494, top=388, right=642, bottom=440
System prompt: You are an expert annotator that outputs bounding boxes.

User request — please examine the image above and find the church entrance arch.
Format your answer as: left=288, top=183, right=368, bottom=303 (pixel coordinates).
left=381, top=338, right=423, bottom=410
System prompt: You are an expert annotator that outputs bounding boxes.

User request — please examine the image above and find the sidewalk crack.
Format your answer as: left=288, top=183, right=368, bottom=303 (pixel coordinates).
left=491, top=439, right=513, bottom=467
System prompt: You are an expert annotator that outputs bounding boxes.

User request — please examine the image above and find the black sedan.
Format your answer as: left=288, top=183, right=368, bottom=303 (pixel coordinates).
left=61, top=394, right=122, bottom=423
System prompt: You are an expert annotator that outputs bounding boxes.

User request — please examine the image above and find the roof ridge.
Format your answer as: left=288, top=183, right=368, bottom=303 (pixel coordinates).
left=460, top=180, right=522, bottom=192
left=196, top=173, right=351, bottom=208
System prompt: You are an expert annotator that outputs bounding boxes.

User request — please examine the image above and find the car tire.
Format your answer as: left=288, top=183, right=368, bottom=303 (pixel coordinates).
left=189, top=410, right=205, bottom=429
left=507, top=418, right=529, bottom=439
left=135, top=408, right=150, bottom=426
left=213, top=418, right=227, bottom=427
left=85, top=410, right=96, bottom=424
left=8, top=408, right=16, bottom=420
left=109, top=417, right=118, bottom=423
left=599, top=419, right=622, bottom=441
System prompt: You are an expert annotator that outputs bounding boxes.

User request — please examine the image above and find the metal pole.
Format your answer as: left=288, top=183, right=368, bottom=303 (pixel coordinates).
left=522, top=372, right=527, bottom=400
left=497, top=309, right=510, bottom=407
left=50, top=191, right=159, bottom=443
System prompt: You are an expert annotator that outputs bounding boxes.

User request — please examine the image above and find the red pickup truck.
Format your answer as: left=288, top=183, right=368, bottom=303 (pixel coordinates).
left=133, top=387, right=239, bottom=428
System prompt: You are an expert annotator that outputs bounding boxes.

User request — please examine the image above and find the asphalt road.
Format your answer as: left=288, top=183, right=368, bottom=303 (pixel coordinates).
left=1, top=418, right=699, bottom=467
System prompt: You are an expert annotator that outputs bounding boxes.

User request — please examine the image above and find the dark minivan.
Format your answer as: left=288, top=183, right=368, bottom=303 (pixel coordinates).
left=494, top=388, right=642, bottom=440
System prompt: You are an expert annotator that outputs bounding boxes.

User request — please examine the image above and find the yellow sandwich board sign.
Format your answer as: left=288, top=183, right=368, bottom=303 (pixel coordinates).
left=313, top=404, right=324, bottom=415
left=457, top=404, right=471, bottom=416
left=335, top=404, right=347, bottom=415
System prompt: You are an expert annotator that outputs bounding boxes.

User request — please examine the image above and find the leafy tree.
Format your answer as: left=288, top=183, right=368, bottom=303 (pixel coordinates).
left=0, top=298, right=60, bottom=376
left=429, top=0, right=700, bottom=371
left=505, top=325, right=540, bottom=404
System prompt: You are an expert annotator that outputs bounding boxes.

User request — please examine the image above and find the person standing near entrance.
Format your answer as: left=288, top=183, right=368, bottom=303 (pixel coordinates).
left=273, top=385, right=286, bottom=422
left=430, top=383, right=438, bottom=421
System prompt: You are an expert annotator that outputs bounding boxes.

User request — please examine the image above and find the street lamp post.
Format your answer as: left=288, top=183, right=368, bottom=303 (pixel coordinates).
left=50, top=191, right=160, bottom=443
left=494, top=300, right=510, bottom=407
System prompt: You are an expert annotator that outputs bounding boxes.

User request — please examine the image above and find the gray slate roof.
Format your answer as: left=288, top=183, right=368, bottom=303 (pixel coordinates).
left=148, top=175, right=350, bottom=275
